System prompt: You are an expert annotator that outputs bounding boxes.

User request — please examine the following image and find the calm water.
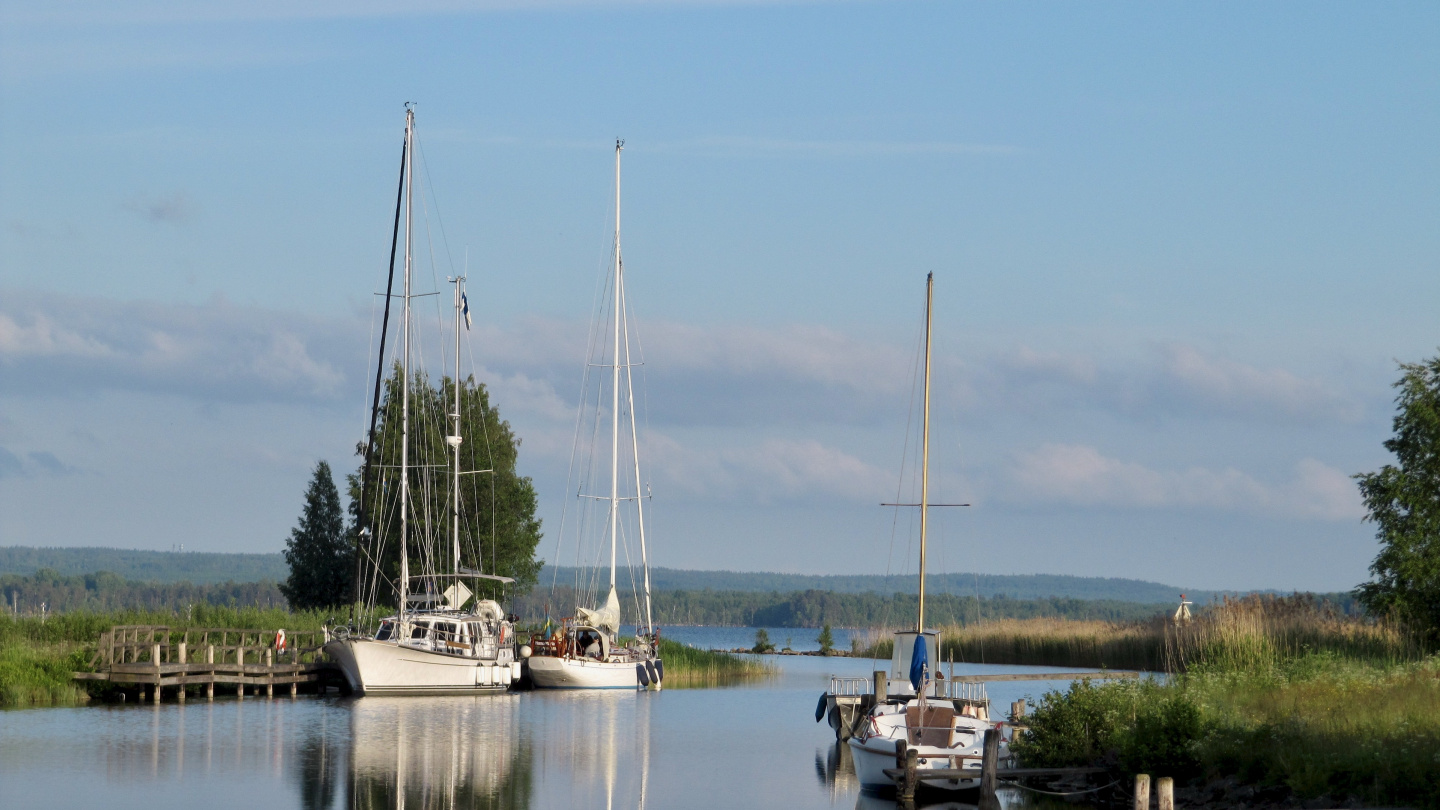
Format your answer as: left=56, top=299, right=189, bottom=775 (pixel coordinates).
left=0, top=628, right=1105, bottom=810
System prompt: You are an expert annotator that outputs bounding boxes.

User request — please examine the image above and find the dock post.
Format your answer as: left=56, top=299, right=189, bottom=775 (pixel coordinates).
left=900, top=747, right=918, bottom=802
left=237, top=646, right=245, bottom=700
left=290, top=681, right=298, bottom=698
left=1157, top=777, right=1174, bottom=810
left=152, top=643, right=162, bottom=703
left=265, top=649, right=274, bottom=698
left=206, top=645, right=215, bottom=701
left=979, top=728, right=1000, bottom=810
left=873, top=670, right=887, bottom=701
left=177, top=642, right=187, bottom=702
left=1134, top=774, right=1150, bottom=810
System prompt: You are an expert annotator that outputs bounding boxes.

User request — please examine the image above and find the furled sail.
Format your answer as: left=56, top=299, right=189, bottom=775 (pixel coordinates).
left=576, top=587, right=621, bottom=635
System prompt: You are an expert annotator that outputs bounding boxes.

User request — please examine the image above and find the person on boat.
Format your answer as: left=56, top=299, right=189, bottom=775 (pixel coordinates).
left=583, top=631, right=603, bottom=659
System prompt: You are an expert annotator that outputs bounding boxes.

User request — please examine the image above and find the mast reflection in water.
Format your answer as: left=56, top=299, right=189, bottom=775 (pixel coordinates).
left=335, top=692, right=650, bottom=810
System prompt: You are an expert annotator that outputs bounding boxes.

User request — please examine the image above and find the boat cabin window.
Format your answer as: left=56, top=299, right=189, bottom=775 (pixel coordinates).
left=468, top=622, right=483, bottom=640
left=434, top=622, right=458, bottom=642
left=410, top=622, right=431, bottom=640
left=375, top=621, right=395, bottom=641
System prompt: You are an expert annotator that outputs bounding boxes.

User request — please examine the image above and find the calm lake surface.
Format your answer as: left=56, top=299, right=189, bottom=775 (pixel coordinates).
left=0, top=627, right=1105, bottom=810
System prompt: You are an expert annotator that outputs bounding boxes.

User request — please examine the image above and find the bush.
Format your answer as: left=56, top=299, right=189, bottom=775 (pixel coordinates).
left=1012, top=678, right=1207, bottom=778
left=752, top=628, right=774, bottom=653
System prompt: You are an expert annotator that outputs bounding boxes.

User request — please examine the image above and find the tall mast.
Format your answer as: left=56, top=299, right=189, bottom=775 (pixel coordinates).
left=451, top=276, right=463, bottom=578
left=918, top=272, right=933, bottom=633
left=621, top=274, right=653, bottom=636
left=399, top=105, right=414, bottom=621
left=608, top=139, right=623, bottom=594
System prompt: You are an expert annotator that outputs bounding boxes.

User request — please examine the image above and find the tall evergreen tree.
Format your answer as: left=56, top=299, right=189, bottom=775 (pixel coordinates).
left=350, top=366, right=543, bottom=606
left=1355, top=354, right=1440, bottom=642
left=281, top=460, right=353, bottom=610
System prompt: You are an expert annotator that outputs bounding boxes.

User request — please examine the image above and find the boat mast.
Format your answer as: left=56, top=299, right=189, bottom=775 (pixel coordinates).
left=918, top=272, right=933, bottom=633
left=451, top=275, right=464, bottom=579
left=608, top=139, right=623, bottom=596
left=399, top=105, right=414, bottom=622
left=621, top=273, right=654, bottom=637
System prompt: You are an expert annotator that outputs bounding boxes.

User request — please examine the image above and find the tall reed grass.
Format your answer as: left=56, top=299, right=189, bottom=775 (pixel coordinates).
left=654, top=638, right=779, bottom=688
left=859, top=595, right=1418, bottom=673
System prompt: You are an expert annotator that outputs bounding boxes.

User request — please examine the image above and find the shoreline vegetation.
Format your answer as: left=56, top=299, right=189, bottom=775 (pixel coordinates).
left=850, top=595, right=1433, bottom=810
left=0, top=606, right=774, bottom=708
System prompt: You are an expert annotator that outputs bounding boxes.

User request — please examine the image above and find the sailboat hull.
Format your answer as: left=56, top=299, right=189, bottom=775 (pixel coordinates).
left=325, top=638, right=519, bottom=696
left=526, top=654, right=643, bottom=690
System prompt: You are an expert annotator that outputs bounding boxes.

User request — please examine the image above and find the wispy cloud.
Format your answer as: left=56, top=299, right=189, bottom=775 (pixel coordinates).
left=0, top=446, right=82, bottom=479
left=646, top=432, right=891, bottom=502
left=1006, top=443, right=1363, bottom=521
left=122, top=191, right=196, bottom=225
left=0, top=291, right=357, bottom=403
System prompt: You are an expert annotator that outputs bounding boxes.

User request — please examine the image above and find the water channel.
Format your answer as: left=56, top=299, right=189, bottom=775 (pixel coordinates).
left=0, top=627, right=1105, bottom=810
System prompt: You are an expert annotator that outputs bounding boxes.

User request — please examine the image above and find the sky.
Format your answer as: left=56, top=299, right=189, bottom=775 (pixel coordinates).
left=1, top=1, right=1436, bottom=592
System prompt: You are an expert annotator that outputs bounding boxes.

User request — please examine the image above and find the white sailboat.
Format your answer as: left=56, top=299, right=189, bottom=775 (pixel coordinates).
left=846, top=273, right=1011, bottom=792
left=325, top=105, right=521, bottom=695
left=526, top=140, right=661, bottom=690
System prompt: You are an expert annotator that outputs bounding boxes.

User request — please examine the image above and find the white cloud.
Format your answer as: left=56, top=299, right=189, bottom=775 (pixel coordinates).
left=0, top=292, right=355, bottom=403
left=644, top=433, right=890, bottom=503
left=1006, top=443, right=1364, bottom=521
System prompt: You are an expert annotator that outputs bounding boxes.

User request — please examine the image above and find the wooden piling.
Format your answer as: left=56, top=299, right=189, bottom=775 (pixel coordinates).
left=1158, top=776, right=1174, bottom=810
left=900, top=747, right=919, bottom=802
left=1134, top=774, right=1150, bottom=810
left=265, top=649, right=274, bottom=698
left=152, top=643, right=162, bottom=703
left=206, top=646, right=215, bottom=701
left=979, top=728, right=1001, bottom=810
left=874, top=669, right=887, bottom=701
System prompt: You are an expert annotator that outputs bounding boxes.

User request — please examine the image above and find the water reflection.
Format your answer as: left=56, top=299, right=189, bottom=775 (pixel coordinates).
left=335, top=692, right=652, bottom=810
left=814, top=740, right=858, bottom=799
left=344, top=696, right=532, bottom=810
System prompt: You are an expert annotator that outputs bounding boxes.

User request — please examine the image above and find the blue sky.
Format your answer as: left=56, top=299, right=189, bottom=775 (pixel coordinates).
left=1, top=1, right=1436, bottom=591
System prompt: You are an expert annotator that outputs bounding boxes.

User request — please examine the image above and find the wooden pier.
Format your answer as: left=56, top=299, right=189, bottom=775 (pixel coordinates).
left=73, top=625, right=341, bottom=702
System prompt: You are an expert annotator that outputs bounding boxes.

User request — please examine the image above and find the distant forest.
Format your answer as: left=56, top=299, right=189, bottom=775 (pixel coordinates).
left=0, top=546, right=1256, bottom=604
left=0, top=568, right=1358, bottom=627
left=0, top=569, right=286, bottom=615
left=511, top=585, right=1179, bottom=628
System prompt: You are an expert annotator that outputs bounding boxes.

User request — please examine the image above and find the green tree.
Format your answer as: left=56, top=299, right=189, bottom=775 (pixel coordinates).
left=350, top=366, right=543, bottom=606
left=1355, top=355, right=1440, bottom=642
left=752, top=628, right=774, bottom=653
left=281, top=461, right=353, bottom=610
left=818, top=624, right=834, bottom=655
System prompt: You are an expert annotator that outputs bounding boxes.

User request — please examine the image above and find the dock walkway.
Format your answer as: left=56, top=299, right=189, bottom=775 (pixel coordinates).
left=73, top=625, right=340, bottom=702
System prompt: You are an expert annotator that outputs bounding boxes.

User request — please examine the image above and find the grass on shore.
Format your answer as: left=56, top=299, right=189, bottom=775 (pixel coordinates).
left=856, top=593, right=1417, bottom=673
left=0, top=607, right=774, bottom=707
left=654, top=638, right=778, bottom=688
left=986, top=596, right=1440, bottom=808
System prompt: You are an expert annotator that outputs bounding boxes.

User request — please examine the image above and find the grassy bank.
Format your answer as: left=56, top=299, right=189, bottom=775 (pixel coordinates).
left=0, top=606, right=333, bottom=708
left=991, top=597, right=1440, bottom=808
left=857, top=594, right=1414, bottom=672
left=0, top=608, right=774, bottom=707
left=654, top=638, right=778, bottom=688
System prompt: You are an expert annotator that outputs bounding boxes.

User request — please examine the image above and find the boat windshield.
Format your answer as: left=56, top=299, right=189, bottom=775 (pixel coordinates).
left=375, top=620, right=395, bottom=641
left=410, top=622, right=431, bottom=640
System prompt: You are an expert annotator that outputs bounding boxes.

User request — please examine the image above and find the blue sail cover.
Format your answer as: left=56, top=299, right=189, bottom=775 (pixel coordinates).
left=908, top=633, right=928, bottom=691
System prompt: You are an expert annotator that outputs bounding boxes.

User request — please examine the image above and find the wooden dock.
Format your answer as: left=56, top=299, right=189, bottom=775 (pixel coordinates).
left=73, top=625, right=340, bottom=702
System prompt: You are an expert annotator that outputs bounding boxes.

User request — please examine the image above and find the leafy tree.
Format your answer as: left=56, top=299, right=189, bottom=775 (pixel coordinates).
left=281, top=461, right=353, bottom=610
left=1355, top=355, right=1440, bottom=642
left=818, top=624, right=834, bottom=655
left=350, top=366, right=543, bottom=606
left=752, top=628, right=774, bottom=653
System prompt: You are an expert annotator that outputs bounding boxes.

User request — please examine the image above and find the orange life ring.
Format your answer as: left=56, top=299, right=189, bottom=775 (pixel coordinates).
left=275, top=629, right=287, bottom=652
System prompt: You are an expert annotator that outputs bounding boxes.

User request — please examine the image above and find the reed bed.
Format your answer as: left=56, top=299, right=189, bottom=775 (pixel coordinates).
left=651, top=638, right=778, bottom=689
left=858, top=594, right=1418, bottom=674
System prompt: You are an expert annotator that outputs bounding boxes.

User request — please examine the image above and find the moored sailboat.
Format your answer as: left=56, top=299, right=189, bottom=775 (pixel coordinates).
left=526, top=140, right=662, bottom=690
left=324, top=105, right=521, bottom=696
left=844, top=274, right=1012, bottom=792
